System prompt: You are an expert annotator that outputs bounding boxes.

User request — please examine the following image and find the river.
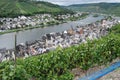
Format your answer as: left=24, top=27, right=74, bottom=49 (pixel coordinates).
left=0, top=15, right=104, bottom=49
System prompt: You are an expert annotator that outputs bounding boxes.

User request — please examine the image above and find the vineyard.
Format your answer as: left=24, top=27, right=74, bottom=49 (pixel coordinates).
left=0, top=24, right=120, bottom=80
left=0, top=0, right=73, bottom=17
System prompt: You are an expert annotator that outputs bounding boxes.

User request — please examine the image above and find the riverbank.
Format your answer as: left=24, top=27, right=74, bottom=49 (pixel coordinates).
left=0, top=22, right=60, bottom=35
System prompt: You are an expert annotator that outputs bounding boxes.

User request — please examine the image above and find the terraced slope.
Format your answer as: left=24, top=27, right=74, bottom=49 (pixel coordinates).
left=0, top=0, right=73, bottom=17
left=66, top=3, right=120, bottom=16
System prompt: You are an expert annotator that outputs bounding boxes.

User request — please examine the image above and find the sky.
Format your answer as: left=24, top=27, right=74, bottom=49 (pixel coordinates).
left=40, top=0, right=120, bottom=5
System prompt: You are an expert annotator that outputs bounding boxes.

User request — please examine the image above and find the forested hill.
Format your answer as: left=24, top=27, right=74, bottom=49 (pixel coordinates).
left=0, top=0, right=73, bottom=17
left=66, top=3, right=120, bottom=16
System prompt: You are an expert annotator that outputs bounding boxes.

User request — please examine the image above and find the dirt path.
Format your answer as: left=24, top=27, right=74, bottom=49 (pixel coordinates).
left=72, top=59, right=120, bottom=80
left=98, top=68, right=120, bottom=80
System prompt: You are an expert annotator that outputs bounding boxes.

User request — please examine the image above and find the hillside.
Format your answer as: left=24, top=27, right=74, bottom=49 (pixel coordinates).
left=0, top=0, right=73, bottom=17
left=66, top=3, right=120, bottom=16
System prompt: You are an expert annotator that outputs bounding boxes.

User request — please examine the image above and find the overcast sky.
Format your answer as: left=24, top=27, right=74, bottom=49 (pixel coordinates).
left=40, top=0, right=120, bottom=5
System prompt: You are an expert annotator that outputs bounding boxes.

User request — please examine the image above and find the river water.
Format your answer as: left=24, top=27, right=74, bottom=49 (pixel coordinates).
left=0, top=15, right=105, bottom=49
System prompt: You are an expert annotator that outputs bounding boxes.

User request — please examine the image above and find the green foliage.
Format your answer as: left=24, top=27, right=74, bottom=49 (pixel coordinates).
left=110, top=24, right=120, bottom=34
left=0, top=22, right=3, bottom=25
left=2, top=65, right=30, bottom=80
left=0, top=0, right=73, bottom=17
left=0, top=24, right=120, bottom=80
left=69, top=13, right=88, bottom=21
left=67, top=3, right=120, bottom=16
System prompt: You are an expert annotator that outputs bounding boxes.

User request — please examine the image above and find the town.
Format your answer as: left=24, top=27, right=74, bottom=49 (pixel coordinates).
left=0, top=13, right=84, bottom=32
left=0, top=16, right=119, bottom=62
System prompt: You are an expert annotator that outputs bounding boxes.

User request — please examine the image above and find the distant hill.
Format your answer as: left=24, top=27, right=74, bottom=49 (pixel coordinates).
left=66, top=3, right=120, bottom=16
left=0, top=0, right=73, bottom=17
